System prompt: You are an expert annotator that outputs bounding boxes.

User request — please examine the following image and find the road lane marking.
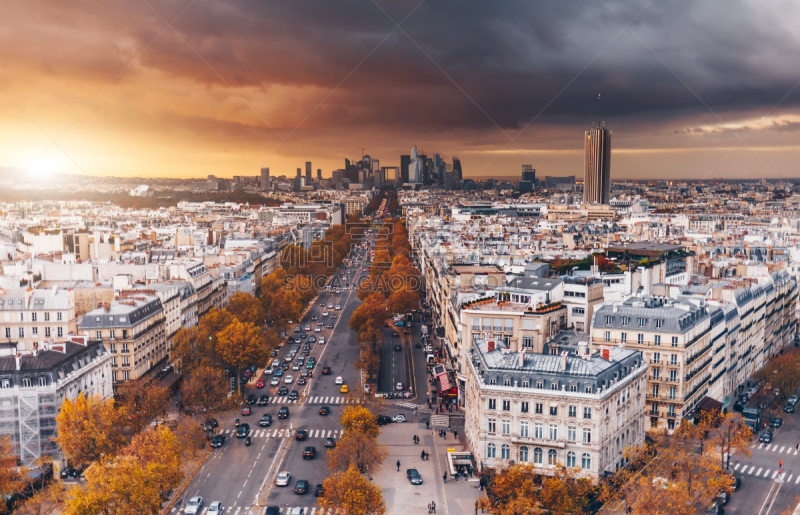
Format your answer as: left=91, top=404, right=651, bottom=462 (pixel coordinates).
left=772, top=470, right=779, bottom=479
left=795, top=475, right=800, bottom=484
left=749, top=466, right=755, bottom=474
left=780, top=446, right=786, bottom=453
left=773, top=446, right=779, bottom=452
left=734, top=464, right=740, bottom=471
left=756, top=468, right=763, bottom=476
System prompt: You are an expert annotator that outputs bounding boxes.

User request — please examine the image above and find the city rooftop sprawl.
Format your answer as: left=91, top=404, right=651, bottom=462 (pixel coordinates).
left=0, top=132, right=799, bottom=486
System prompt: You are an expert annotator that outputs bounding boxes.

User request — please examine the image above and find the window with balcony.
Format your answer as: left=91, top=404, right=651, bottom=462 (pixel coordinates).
left=502, top=400, right=511, bottom=411
left=122, top=357, right=130, bottom=366
left=122, top=330, right=128, bottom=339
left=568, top=426, right=576, bottom=442
left=112, top=371, right=117, bottom=383
left=604, top=331, right=611, bottom=342
left=549, top=406, right=558, bottom=416
left=669, top=370, right=677, bottom=382
left=521, top=402, right=529, bottom=413
left=583, top=407, right=592, bottom=419
left=109, top=330, right=115, bottom=340
left=488, top=399, right=496, bottom=410
left=654, top=335, right=661, bottom=346
left=535, top=403, right=543, bottom=414
left=670, top=354, right=678, bottom=365
left=122, top=343, right=129, bottom=353
left=96, top=331, right=102, bottom=340
left=653, top=352, right=660, bottom=363
left=568, top=405, right=577, bottom=417
left=637, top=334, right=644, bottom=344
left=669, top=386, right=676, bottom=400
left=668, top=405, right=676, bottom=417
left=112, top=357, right=117, bottom=367
left=653, top=369, right=660, bottom=380
left=621, top=332, right=627, bottom=343
left=652, top=385, right=659, bottom=397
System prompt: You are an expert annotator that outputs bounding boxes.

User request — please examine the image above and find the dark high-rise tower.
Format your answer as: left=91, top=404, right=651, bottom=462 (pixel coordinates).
left=583, top=124, right=611, bottom=204
left=305, top=161, right=312, bottom=185
left=400, top=155, right=410, bottom=183
left=452, top=157, right=462, bottom=187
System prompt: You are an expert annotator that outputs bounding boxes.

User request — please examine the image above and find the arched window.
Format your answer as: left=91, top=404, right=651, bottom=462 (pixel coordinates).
left=487, top=443, right=496, bottom=458
left=566, top=451, right=576, bottom=468
left=548, top=449, right=557, bottom=465
left=534, top=447, right=543, bottom=464
left=582, top=453, right=592, bottom=470
left=501, top=444, right=510, bottom=460
left=519, top=446, right=529, bottom=463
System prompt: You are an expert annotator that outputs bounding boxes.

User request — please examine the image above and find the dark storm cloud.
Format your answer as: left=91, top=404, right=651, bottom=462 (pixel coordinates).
left=112, top=0, right=800, bottom=133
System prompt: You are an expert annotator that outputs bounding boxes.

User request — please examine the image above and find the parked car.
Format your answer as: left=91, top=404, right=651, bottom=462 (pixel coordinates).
left=771, top=417, right=783, bottom=428
left=315, top=484, right=324, bottom=497
left=393, top=414, right=407, bottom=423
left=377, top=415, right=392, bottom=426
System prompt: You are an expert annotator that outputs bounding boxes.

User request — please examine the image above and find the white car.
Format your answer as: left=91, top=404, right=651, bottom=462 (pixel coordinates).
left=315, top=326, right=321, bottom=333
left=305, top=325, right=311, bottom=331
left=319, top=337, right=326, bottom=344
left=393, top=414, right=407, bottom=423
left=185, top=496, right=203, bottom=514
left=264, top=367, right=274, bottom=375
left=396, top=382, right=403, bottom=391
left=335, top=305, right=341, bottom=310
left=322, top=311, right=329, bottom=317
left=335, top=376, right=344, bottom=385
left=284, top=375, right=294, bottom=384
left=276, top=471, right=291, bottom=486
left=328, top=304, right=334, bottom=309
left=207, top=501, right=223, bottom=515
left=270, top=377, right=280, bottom=386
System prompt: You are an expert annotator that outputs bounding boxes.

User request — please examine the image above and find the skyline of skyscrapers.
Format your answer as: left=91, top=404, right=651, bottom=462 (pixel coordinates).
left=583, top=124, right=611, bottom=204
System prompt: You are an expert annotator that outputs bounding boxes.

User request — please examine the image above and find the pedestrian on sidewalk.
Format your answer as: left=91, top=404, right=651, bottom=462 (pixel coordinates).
left=443, top=472, right=447, bottom=483
left=431, top=501, right=436, bottom=513
left=427, top=502, right=431, bottom=514
left=426, top=420, right=430, bottom=429
left=397, top=460, right=401, bottom=471
left=425, top=451, right=429, bottom=460
left=475, top=500, right=479, bottom=515
left=421, top=450, right=426, bottom=460
left=454, top=430, right=458, bottom=439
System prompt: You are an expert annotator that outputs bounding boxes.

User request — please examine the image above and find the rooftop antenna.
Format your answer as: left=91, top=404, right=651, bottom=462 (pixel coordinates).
left=357, top=148, right=367, bottom=158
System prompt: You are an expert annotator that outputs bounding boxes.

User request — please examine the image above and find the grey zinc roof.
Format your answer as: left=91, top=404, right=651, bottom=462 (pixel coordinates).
left=593, top=297, right=712, bottom=333
left=78, top=295, right=163, bottom=330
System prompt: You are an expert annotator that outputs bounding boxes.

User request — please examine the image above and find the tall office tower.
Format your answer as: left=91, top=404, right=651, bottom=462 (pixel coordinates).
left=332, top=170, right=343, bottom=189
left=317, top=168, right=322, bottom=181
left=305, top=162, right=312, bottom=185
left=583, top=124, right=611, bottom=204
left=408, top=147, right=423, bottom=184
left=522, top=165, right=536, bottom=184
left=260, top=168, right=271, bottom=190
left=452, top=157, right=462, bottom=187
left=400, top=155, right=410, bottom=183
left=297, top=167, right=302, bottom=178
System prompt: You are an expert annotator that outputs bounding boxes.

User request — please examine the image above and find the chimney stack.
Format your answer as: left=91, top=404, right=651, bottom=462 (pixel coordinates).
left=601, top=348, right=610, bottom=361
left=15, top=353, right=20, bottom=371
left=560, top=350, right=568, bottom=371
left=487, top=340, right=495, bottom=352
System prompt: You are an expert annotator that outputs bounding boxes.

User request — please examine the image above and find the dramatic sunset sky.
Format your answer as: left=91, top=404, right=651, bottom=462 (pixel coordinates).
left=2, top=0, right=800, bottom=181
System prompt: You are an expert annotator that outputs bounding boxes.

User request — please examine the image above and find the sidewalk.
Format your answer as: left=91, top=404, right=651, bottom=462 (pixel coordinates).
left=373, top=416, right=482, bottom=515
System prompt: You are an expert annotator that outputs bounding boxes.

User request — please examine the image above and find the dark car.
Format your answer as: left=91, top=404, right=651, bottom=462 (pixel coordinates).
left=392, top=332, right=399, bottom=337
left=324, top=437, right=336, bottom=448
left=297, top=377, right=307, bottom=385
left=257, top=395, right=269, bottom=406
left=236, top=424, right=250, bottom=438
left=260, top=414, right=273, bottom=427
left=771, top=417, right=783, bottom=428
left=376, top=415, right=393, bottom=426
left=289, top=390, right=299, bottom=400
left=322, top=367, right=332, bottom=375
left=278, top=406, right=289, bottom=419
left=211, top=435, right=225, bottom=448
left=201, top=419, right=218, bottom=431
left=264, top=509, right=280, bottom=515
left=406, top=468, right=422, bottom=485
left=319, top=406, right=330, bottom=416
left=315, top=484, right=324, bottom=497
left=287, top=336, right=295, bottom=344
left=270, top=349, right=278, bottom=357
left=300, top=332, right=307, bottom=339
left=295, top=429, right=308, bottom=441
left=303, top=446, right=316, bottom=459
left=246, top=394, right=256, bottom=405
left=760, top=431, right=773, bottom=443
left=294, top=480, right=309, bottom=495
left=241, top=406, right=251, bottom=416
left=281, top=363, right=290, bottom=371
left=394, top=344, right=401, bottom=351
left=731, top=475, right=741, bottom=491
left=327, top=324, right=334, bottom=329
left=278, top=386, right=288, bottom=395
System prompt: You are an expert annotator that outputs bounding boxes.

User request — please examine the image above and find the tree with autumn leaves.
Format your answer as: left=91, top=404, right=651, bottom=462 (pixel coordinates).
left=56, top=394, right=128, bottom=468
left=327, top=405, right=387, bottom=475
left=318, top=464, right=387, bottom=515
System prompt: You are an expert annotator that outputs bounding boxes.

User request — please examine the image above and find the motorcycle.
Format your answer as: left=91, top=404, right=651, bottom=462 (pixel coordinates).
left=245, top=437, right=251, bottom=446
left=235, top=418, right=240, bottom=427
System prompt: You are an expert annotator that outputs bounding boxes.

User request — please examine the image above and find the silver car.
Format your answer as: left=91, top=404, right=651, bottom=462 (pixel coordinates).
left=208, top=501, right=223, bottom=514
left=185, top=496, right=203, bottom=514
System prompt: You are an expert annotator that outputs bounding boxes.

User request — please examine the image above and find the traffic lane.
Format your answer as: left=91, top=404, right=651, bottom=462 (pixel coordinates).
left=181, top=429, right=281, bottom=511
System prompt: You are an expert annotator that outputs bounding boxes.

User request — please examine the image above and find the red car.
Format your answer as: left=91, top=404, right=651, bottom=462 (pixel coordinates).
left=256, top=379, right=265, bottom=388
left=242, top=406, right=252, bottom=416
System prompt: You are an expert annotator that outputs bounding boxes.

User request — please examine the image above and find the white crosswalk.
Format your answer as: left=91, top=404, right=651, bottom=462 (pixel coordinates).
left=754, top=443, right=800, bottom=455
left=304, top=396, right=361, bottom=404
left=730, top=462, right=800, bottom=483
left=220, top=428, right=343, bottom=439
left=172, top=506, right=332, bottom=515
left=396, top=401, right=424, bottom=409
left=429, top=414, right=449, bottom=427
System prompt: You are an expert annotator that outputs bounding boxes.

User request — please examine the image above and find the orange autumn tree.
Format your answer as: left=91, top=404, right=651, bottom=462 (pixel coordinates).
left=56, top=393, right=127, bottom=468
left=318, top=463, right=387, bottom=515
